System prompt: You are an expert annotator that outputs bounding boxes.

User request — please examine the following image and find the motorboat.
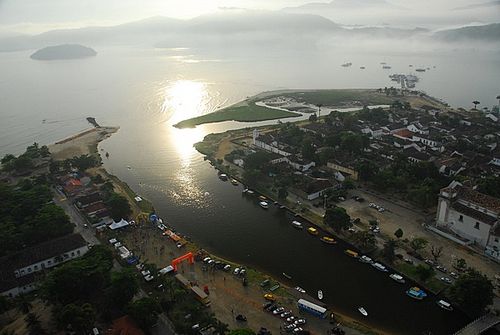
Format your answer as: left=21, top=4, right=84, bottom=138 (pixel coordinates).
left=389, top=273, right=405, bottom=284
left=283, top=273, right=292, bottom=279
left=259, top=201, right=269, bottom=209
left=372, top=262, right=388, bottom=272
left=307, top=227, right=318, bottom=235
left=320, top=236, right=337, bottom=244
left=406, top=287, right=427, bottom=300
left=358, top=307, right=368, bottom=317
left=359, top=255, right=373, bottom=264
left=344, top=249, right=359, bottom=258
left=360, top=66, right=366, bottom=69
left=219, top=173, right=228, bottom=181
left=437, top=300, right=453, bottom=311
left=318, top=290, right=323, bottom=300
left=341, top=62, right=352, bottom=67
left=415, top=68, right=426, bottom=72
left=258, top=195, right=267, bottom=201
left=295, top=286, right=306, bottom=293
left=291, top=221, right=303, bottom=229
left=246, top=189, right=255, bottom=194
left=382, top=65, right=392, bottom=69
left=231, top=179, right=238, bottom=186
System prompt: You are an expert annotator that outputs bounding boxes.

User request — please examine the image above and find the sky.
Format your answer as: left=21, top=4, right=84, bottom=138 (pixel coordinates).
left=0, top=0, right=498, bottom=34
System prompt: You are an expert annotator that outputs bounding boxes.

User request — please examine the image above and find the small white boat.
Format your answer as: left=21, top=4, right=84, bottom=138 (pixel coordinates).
left=389, top=273, right=405, bottom=284
left=242, top=188, right=248, bottom=193
left=359, top=255, right=373, bottom=264
left=358, top=307, right=368, bottom=316
left=291, top=221, right=303, bottom=229
left=295, top=286, right=306, bottom=293
left=127, top=165, right=131, bottom=169
left=246, top=189, right=255, bottom=194
left=259, top=201, right=269, bottom=209
left=318, top=290, right=323, bottom=300
left=436, top=300, right=453, bottom=311
left=372, top=262, right=388, bottom=272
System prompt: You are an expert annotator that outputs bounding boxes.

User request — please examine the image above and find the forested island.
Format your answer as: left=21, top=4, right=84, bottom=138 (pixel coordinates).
left=30, top=44, right=97, bottom=60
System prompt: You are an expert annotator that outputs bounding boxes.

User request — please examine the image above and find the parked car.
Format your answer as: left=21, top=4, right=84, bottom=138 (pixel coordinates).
left=281, top=311, right=292, bottom=318
left=264, top=294, right=276, bottom=301
left=440, top=277, right=452, bottom=284
left=294, top=319, right=306, bottom=326
left=273, top=307, right=285, bottom=315
left=436, top=265, right=448, bottom=273
left=144, top=274, right=154, bottom=282
left=141, top=270, right=151, bottom=276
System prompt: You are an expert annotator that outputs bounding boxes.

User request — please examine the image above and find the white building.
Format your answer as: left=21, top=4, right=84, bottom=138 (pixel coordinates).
left=436, top=181, right=500, bottom=260
left=0, top=234, right=89, bottom=297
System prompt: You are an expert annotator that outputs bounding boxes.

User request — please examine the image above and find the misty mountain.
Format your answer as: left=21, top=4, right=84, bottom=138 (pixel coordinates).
left=453, top=1, right=500, bottom=10
left=434, top=23, right=500, bottom=42
left=283, top=0, right=401, bottom=11
left=30, top=44, right=97, bottom=60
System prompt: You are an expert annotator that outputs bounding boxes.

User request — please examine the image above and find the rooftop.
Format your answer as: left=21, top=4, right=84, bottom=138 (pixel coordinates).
left=455, top=185, right=500, bottom=213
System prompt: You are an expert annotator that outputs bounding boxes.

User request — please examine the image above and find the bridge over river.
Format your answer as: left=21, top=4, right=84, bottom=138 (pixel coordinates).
left=453, top=314, right=500, bottom=335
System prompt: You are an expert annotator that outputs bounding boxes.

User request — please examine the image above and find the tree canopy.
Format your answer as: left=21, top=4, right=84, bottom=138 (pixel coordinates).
left=448, top=268, right=494, bottom=317
left=323, top=206, right=351, bottom=232
left=127, top=297, right=161, bottom=331
left=105, top=193, right=132, bottom=221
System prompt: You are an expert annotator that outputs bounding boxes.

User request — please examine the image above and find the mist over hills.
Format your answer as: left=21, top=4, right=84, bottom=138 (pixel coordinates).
left=0, top=10, right=498, bottom=53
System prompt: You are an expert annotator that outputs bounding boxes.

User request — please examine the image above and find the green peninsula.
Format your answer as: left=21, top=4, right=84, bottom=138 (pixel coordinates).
left=173, top=88, right=425, bottom=128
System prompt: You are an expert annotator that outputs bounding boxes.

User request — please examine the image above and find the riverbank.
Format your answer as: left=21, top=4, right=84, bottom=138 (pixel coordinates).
left=50, top=125, right=374, bottom=334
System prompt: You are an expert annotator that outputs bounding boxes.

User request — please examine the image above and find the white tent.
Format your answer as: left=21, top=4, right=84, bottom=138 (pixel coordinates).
left=109, top=219, right=129, bottom=230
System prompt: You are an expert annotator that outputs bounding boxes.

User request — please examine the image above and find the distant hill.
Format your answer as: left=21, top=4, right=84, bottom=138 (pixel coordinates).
left=30, top=44, right=97, bottom=60
left=434, top=23, right=500, bottom=42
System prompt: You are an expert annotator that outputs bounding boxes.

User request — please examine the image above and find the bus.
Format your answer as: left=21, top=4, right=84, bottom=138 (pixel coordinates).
left=297, top=299, right=327, bottom=318
left=191, top=286, right=211, bottom=307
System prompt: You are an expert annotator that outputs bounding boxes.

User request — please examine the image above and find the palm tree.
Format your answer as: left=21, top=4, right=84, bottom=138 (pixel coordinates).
left=472, top=100, right=480, bottom=110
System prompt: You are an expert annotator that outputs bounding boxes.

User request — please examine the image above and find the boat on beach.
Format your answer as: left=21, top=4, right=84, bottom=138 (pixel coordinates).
left=318, top=290, right=323, bottom=300
left=291, top=221, right=303, bottom=229
left=320, top=236, right=336, bottom=244
left=259, top=201, right=269, bottom=209
left=358, top=307, right=368, bottom=316
left=389, top=273, right=405, bottom=283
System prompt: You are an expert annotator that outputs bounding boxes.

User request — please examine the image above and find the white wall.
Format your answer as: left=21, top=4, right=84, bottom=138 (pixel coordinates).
left=447, top=209, right=491, bottom=246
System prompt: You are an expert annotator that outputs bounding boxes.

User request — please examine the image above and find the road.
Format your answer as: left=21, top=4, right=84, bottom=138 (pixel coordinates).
left=53, top=189, right=177, bottom=335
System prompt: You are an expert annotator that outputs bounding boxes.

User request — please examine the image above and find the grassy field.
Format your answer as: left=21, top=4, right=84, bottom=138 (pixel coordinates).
left=174, top=102, right=300, bottom=128
left=395, top=262, right=448, bottom=294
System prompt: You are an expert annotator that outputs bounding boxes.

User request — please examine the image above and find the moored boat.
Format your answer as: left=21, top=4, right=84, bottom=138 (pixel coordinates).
left=436, top=300, right=453, bottom=311
left=320, top=236, right=337, bottom=244
left=358, top=307, right=368, bottom=316
left=283, top=272, right=292, bottom=279
left=415, top=68, right=426, bottom=72
left=372, top=262, right=388, bottom=272
left=231, top=179, right=239, bottom=186
left=359, top=255, right=373, bottom=264
left=246, top=189, right=255, bottom=194
left=406, top=287, right=427, bottom=300
left=389, top=273, right=405, bottom=283
left=344, top=249, right=359, bottom=258
left=219, top=173, right=228, bottom=181
left=307, top=227, right=318, bottom=235
left=258, top=195, right=267, bottom=201
left=295, top=286, right=306, bottom=293
left=318, top=290, right=323, bottom=300
left=291, top=221, right=303, bottom=229
left=259, top=201, right=269, bottom=209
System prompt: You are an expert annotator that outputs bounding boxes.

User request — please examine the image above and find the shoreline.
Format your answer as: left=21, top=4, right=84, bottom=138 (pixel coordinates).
left=50, top=125, right=381, bottom=334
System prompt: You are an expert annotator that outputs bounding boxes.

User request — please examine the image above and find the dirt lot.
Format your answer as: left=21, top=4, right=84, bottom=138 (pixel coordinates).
left=119, top=224, right=368, bottom=335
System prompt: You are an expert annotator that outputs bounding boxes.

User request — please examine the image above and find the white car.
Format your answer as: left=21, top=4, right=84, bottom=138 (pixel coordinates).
left=378, top=207, right=385, bottom=213
left=234, top=267, right=241, bottom=275
left=294, top=319, right=306, bottom=326
left=440, top=277, right=452, bottom=284
left=292, top=327, right=303, bottom=333
left=141, top=270, right=151, bottom=276
left=203, top=257, right=211, bottom=263
left=109, top=238, right=118, bottom=244
left=144, top=274, right=154, bottom=282
left=273, top=307, right=285, bottom=315
left=159, top=265, right=174, bottom=275
left=286, top=316, right=296, bottom=323
left=223, top=264, right=231, bottom=271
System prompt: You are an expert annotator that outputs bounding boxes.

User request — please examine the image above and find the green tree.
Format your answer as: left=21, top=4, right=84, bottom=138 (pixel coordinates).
left=58, top=303, right=95, bottom=334
left=108, top=269, right=139, bottom=307
left=301, top=138, right=315, bottom=161
left=244, top=151, right=272, bottom=171
left=277, top=187, right=288, bottom=200
left=454, top=258, right=467, bottom=272
left=430, top=245, right=443, bottom=263
left=394, top=228, right=403, bottom=239
left=105, top=193, right=132, bottom=221
left=409, top=237, right=428, bottom=254
left=351, top=231, right=377, bottom=250
left=308, top=113, right=318, bottom=122
left=1, top=154, right=16, bottom=165
left=25, top=312, right=45, bottom=335
left=69, top=154, right=99, bottom=171
left=448, top=268, right=494, bottom=317
left=415, top=264, right=435, bottom=282
left=127, top=297, right=161, bottom=331
left=382, top=239, right=397, bottom=263
left=323, top=206, right=351, bottom=232
left=229, top=329, right=256, bottom=335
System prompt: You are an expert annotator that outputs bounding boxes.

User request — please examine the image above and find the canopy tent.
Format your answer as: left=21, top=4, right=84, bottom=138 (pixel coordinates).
left=109, top=219, right=129, bottom=230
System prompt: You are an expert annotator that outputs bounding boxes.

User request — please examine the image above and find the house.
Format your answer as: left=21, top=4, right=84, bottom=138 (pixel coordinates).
left=252, top=130, right=292, bottom=157
left=75, top=192, right=102, bottom=209
left=290, top=177, right=336, bottom=200
left=82, top=202, right=108, bottom=217
left=436, top=181, right=500, bottom=255
left=412, top=134, right=441, bottom=148
left=326, top=161, right=359, bottom=180
left=407, top=122, right=429, bottom=135
left=286, top=156, right=316, bottom=172
left=361, top=127, right=384, bottom=139
left=301, top=123, right=331, bottom=137
left=403, top=147, right=430, bottom=163
left=0, top=234, right=89, bottom=297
